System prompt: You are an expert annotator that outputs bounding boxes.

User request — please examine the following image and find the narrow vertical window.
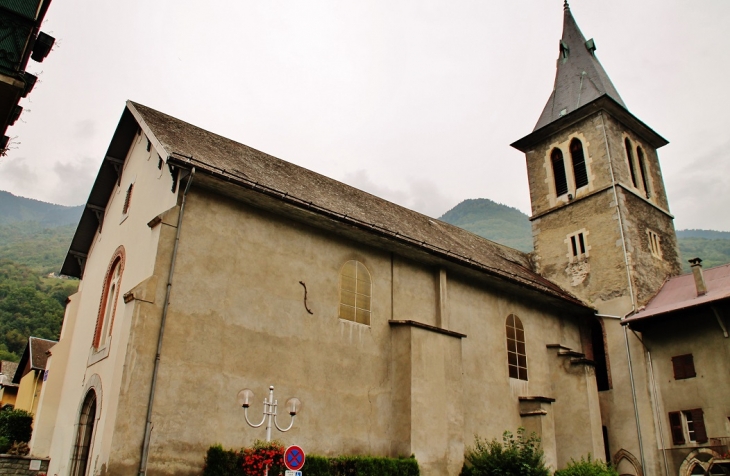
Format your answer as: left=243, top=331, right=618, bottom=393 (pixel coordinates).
left=647, top=230, right=662, bottom=259
left=551, top=148, right=568, bottom=197
left=122, top=183, right=134, bottom=216
left=570, top=138, right=588, bottom=189
left=506, top=314, right=527, bottom=381
left=567, top=230, right=589, bottom=261
left=636, top=147, right=650, bottom=198
left=94, top=249, right=125, bottom=349
left=339, top=260, right=371, bottom=325
left=625, top=138, right=638, bottom=188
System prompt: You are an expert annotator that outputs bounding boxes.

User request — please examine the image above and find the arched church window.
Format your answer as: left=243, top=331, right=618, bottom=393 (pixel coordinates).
left=94, top=249, right=125, bottom=349
left=70, top=390, right=97, bottom=476
left=339, top=260, right=371, bottom=325
left=636, top=146, right=650, bottom=198
left=570, top=138, right=589, bottom=189
left=624, top=138, right=638, bottom=188
left=506, top=314, right=527, bottom=380
left=551, top=148, right=568, bottom=197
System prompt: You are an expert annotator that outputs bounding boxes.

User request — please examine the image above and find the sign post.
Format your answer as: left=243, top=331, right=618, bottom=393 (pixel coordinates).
left=284, top=445, right=305, bottom=475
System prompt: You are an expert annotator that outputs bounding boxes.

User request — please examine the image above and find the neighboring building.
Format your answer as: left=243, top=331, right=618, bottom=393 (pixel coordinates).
left=29, top=4, right=724, bottom=476
left=12, top=337, right=56, bottom=415
left=623, top=260, right=730, bottom=476
left=0, top=0, right=55, bottom=152
left=0, top=360, right=19, bottom=407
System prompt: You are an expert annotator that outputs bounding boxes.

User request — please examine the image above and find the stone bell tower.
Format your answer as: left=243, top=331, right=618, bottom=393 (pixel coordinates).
left=510, top=4, right=682, bottom=475
left=511, top=2, right=681, bottom=315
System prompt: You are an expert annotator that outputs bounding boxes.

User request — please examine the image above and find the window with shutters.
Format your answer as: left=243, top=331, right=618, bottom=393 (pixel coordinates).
left=672, top=354, right=696, bottom=380
left=551, top=148, right=569, bottom=197
left=668, top=409, right=708, bottom=445
left=506, top=314, right=527, bottom=381
left=570, top=138, right=589, bottom=189
left=339, top=260, right=371, bottom=325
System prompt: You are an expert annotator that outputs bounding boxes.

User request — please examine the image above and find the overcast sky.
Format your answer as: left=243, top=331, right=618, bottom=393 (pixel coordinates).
left=1, top=0, right=728, bottom=231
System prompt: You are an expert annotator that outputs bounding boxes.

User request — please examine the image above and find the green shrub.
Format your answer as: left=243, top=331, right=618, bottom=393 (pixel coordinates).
left=301, top=454, right=331, bottom=475
left=0, top=409, right=33, bottom=448
left=461, top=428, right=549, bottom=476
left=0, top=436, right=9, bottom=454
left=203, top=444, right=243, bottom=476
left=555, top=455, right=618, bottom=476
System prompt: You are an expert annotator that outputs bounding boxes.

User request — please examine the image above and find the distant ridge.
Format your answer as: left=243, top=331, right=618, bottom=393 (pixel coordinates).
left=0, top=190, right=83, bottom=227
left=677, top=229, right=730, bottom=240
left=439, top=198, right=533, bottom=252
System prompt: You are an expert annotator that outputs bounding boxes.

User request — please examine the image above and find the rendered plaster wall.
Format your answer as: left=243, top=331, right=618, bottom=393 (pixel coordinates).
left=14, top=371, right=42, bottom=414
left=642, top=305, right=730, bottom=475
left=37, top=128, right=180, bottom=476
left=102, top=186, right=604, bottom=476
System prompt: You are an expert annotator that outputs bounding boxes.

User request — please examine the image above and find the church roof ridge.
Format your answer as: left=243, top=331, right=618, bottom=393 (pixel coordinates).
left=533, top=5, right=626, bottom=131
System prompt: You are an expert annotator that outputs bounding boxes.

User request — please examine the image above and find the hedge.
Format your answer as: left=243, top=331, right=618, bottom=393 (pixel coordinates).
left=0, top=409, right=33, bottom=453
left=204, top=444, right=419, bottom=476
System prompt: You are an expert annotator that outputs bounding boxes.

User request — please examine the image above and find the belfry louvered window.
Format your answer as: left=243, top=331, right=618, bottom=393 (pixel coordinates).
left=551, top=148, right=568, bottom=197
left=506, top=314, right=528, bottom=380
left=625, top=138, right=638, bottom=188
left=339, top=260, right=371, bottom=325
left=636, top=146, right=650, bottom=198
left=570, top=138, right=588, bottom=189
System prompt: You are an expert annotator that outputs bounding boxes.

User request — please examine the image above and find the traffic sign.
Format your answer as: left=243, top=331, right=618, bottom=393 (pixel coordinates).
left=284, top=445, right=305, bottom=471
left=285, top=471, right=302, bottom=476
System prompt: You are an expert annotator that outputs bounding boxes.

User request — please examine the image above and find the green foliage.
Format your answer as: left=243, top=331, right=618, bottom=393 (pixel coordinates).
left=460, top=428, right=549, bottom=476
left=204, top=444, right=419, bottom=476
left=0, top=436, right=8, bottom=454
left=0, top=190, right=83, bottom=227
left=0, top=409, right=33, bottom=449
left=555, top=455, right=619, bottom=476
left=439, top=199, right=533, bottom=252
left=0, top=222, right=77, bottom=274
left=678, top=237, right=730, bottom=273
left=0, top=259, right=76, bottom=358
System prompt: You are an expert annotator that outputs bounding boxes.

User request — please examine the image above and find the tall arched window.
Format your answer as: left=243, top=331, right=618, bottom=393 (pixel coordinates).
left=339, top=260, right=371, bottom=325
left=70, top=390, right=97, bottom=476
left=624, top=138, right=638, bottom=188
left=570, top=138, right=589, bottom=189
left=636, top=146, right=650, bottom=198
left=94, top=248, right=125, bottom=349
left=551, top=148, right=568, bottom=197
left=506, top=314, right=527, bottom=380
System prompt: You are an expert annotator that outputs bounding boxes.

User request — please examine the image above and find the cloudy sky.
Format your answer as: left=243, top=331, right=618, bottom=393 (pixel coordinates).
left=1, top=0, right=728, bottom=231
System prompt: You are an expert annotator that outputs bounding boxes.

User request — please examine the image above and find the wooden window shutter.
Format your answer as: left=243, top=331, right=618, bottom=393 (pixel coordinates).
left=672, top=354, right=696, bottom=380
left=669, top=411, right=685, bottom=445
left=690, top=409, right=708, bottom=443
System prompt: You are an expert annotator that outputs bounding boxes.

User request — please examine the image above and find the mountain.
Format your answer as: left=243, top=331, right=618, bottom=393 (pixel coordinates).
left=439, top=198, right=533, bottom=252
left=0, top=190, right=83, bottom=227
left=439, top=198, right=730, bottom=273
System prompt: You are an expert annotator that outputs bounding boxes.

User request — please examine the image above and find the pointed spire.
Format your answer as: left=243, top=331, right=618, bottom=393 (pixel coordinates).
left=533, top=6, right=626, bottom=131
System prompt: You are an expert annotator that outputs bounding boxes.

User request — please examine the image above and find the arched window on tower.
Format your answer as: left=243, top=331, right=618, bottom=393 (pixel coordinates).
left=339, top=260, right=371, bottom=325
left=94, top=250, right=124, bottom=349
left=506, top=314, right=527, bottom=381
left=624, top=138, right=638, bottom=188
left=570, top=138, right=589, bottom=189
left=636, top=146, right=650, bottom=198
left=551, top=148, right=568, bottom=197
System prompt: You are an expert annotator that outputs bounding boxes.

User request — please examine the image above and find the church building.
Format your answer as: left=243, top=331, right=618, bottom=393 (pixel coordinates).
left=28, top=4, right=729, bottom=476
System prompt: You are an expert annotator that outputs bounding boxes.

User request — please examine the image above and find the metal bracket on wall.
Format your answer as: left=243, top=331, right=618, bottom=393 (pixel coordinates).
left=299, top=281, right=314, bottom=315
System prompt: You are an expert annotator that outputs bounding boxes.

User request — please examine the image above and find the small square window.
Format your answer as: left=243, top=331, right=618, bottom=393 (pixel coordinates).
left=566, top=230, right=589, bottom=262
left=647, top=230, right=662, bottom=259
left=672, top=354, right=696, bottom=380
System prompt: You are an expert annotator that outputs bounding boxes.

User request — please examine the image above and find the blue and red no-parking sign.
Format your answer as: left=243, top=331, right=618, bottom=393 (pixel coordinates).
left=284, top=445, right=305, bottom=471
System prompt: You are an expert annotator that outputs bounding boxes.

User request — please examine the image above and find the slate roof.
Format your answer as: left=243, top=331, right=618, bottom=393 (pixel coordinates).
left=534, top=4, right=626, bottom=131
left=63, top=100, right=590, bottom=310
left=623, top=263, right=730, bottom=324
left=0, top=361, right=18, bottom=388
left=12, top=337, right=56, bottom=384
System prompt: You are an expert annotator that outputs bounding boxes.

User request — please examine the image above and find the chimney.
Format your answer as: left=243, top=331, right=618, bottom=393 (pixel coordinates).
left=688, top=258, right=707, bottom=296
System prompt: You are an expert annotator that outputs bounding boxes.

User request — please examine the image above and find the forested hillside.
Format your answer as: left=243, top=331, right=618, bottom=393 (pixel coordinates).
left=439, top=199, right=533, bottom=252
left=0, top=191, right=81, bottom=361
left=439, top=198, right=730, bottom=272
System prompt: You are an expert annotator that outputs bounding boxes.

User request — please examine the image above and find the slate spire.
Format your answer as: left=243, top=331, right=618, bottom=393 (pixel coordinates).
left=533, top=4, right=626, bottom=131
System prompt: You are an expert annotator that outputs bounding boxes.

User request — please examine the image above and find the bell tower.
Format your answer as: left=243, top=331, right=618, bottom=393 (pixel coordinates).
left=511, top=2, right=681, bottom=314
